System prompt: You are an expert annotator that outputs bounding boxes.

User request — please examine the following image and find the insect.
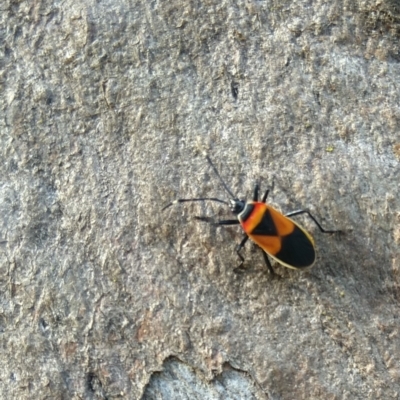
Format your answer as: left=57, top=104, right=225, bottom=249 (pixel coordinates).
left=162, top=155, right=340, bottom=273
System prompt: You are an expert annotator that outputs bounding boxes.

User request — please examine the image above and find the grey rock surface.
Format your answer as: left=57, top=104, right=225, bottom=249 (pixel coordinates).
left=0, top=0, right=399, bottom=398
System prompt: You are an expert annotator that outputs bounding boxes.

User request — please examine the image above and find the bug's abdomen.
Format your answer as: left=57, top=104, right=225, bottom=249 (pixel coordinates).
left=261, top=225, right=315, bottom=268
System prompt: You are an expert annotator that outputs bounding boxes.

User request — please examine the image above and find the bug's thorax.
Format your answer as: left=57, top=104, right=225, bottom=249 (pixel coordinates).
left=237, top=201, right=268, bottom=225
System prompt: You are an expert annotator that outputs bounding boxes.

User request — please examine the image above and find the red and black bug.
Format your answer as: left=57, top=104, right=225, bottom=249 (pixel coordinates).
left=162, top=155, right=340, bottom=273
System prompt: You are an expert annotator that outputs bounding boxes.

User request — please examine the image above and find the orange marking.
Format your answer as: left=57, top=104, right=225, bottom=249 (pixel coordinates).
left=249, top=234, right=282, bottom=254
left=240, top=203, right=300, bottom=256
left=268, top=207, right=295, bottom=236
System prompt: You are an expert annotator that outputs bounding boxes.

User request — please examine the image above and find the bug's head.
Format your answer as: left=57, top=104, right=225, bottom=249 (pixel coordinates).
left=229, top=199, right=245, bottom=215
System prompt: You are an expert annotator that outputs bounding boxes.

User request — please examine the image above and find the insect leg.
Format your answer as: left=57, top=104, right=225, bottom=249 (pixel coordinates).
left=261, top=250, right=275, bottom=275
left=216, top=219, right=241, bottom=226
left=196, top=216, right=246, bottom=268
left=253, top=184, right=259, bottom=201
left=261, top=178, right=275, bottom=202
left=261, top=189, right=269, bottom=203
left=235, top=235, right=249, bottom=267
left=195, top=216, right=239, bottom=226
left=284, top=210, right=340, bottom=233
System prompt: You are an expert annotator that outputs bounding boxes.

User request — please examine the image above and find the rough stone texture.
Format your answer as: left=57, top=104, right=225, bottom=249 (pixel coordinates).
left=142, top=357, right=266, bottom=399
left=0, top=0, right=399, bottom=398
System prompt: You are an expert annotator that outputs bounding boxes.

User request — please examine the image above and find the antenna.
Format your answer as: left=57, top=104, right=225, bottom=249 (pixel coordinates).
left=162, top=197, right=228, bottom=211
left=162, top=154, right=237, bottom=211
left=204, top=154, right=237, bottom=199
